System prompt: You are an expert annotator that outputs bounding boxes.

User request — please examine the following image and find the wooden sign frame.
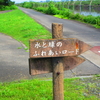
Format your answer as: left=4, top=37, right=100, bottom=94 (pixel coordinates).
left=29, top=23, right=91, bottom=100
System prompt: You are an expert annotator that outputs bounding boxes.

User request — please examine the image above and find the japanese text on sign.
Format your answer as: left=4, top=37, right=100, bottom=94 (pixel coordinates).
left=29, top=39, right=79, bottom=58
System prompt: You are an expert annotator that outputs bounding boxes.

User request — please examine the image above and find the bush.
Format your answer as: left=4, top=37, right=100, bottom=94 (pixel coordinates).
left=0, top=5, right=18, bottom=11
left=74, top=13, right=81, bottom=19
left=0, top=5, right=5, bottom=11
left=4, top=6, right=10, bottom=10
left=9, top=5, right=18, bottom=10
left=22, top=2, right=31, bottom=8
left=69, top=13, right=76, bottom=19
left=96, top=16, right=100, bottom=26
left=83, top=15, right=96, bottom=24
left=59, top=8, right=72, bottom=18
left=45, top=2, right=58, bottom=15
left=35, top=7, right=47, bottom=13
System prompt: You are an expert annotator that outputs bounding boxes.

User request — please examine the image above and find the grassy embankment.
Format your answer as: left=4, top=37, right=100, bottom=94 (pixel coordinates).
left=0, top=9, right=52, bottom=49
left=19, top=1, right=100, bottom=29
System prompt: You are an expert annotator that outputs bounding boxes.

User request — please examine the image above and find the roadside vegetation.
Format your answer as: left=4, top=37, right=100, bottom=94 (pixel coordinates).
left=19, top=1, right=100, bottom=28
left=0, top=9, right=52, bottom=49
left=0, top=0, right=18, bottom=11
left=65, top=0, right=100, bottom=7
left=0, top=75, right=100, bottom=100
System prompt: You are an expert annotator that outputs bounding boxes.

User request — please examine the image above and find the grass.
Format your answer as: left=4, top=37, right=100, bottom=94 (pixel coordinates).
left=54, top=15, right=68, bottom=19
left=0, top=76, right=99, bottom=100
left=0, top=9, right=52, bottom=49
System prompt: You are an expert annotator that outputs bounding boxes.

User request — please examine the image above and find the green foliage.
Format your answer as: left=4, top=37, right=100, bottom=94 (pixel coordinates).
left=59, top=8, right=72, bottom=18
left=96, top=16, right=100, bottom=26
left=0, top=0, right=15, bottom=6
left=19, top=1, right=100, bottom=28
left=83, top=15, right=96, bottom=24
left=35, top=7, right=47, bottom=13
left=45, top=2, right=58, bottom=15
left=74, top=13, right=81, bottom=19
left=22, top=2, right=33, bottom=8
left=0, top=5, right=18, bottom=11
left=9, top=5, right=18, bottom=10
left=0, top=0, right=16, bottom=11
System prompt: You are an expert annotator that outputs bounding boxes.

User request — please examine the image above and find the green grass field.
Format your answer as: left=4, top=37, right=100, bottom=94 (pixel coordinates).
left=0, top=9, right=52, bottom=49
left=0, top=76, right=99, bottom=100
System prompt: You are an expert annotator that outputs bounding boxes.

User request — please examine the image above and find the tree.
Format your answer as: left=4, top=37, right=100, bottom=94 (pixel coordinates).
left=0, top=0, right=14, bottom=6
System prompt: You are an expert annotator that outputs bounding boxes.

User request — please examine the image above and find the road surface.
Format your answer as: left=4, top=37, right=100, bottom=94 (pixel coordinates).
left=19, top=7, right=100, bottom=46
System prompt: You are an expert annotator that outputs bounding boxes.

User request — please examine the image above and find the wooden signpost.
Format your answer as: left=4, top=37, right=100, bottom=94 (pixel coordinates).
left=29, top=23, right=91, bottom=100
left=29, top=56, right=85, bottom=75
left=30, top=38, right=91, bottom=58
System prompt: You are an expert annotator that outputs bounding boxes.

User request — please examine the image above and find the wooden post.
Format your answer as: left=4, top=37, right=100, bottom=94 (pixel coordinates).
left=52, top=23, right=64, bottom=100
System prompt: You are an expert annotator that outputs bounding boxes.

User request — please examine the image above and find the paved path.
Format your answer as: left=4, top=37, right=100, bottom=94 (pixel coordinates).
left=0, top=33, right=53, bottom=82
left=0, top=33, right=30, bottom=82
left=19, top=7, right=100, bottom=46
left=0, top=8, right=100, bottom=82
left=19, top=7, right=100, bottom=66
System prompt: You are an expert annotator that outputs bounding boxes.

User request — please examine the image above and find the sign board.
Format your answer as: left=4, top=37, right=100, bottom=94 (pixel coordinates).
left=29, top=56, right=85, bottom=75
left=29, top=23, right=93, bottom=100
left=30, top=38, right=91, bottom=58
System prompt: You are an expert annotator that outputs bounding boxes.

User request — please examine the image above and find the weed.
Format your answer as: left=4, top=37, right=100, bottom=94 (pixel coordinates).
left=17, top=47, right=22, bottom=49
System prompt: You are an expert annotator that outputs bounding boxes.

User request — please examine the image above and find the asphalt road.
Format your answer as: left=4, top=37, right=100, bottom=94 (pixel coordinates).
left=19, top=7, right=100, bottom=46
left=0, top=8, right=100, bottom=82
left=0, top=33, right=53, bottom=82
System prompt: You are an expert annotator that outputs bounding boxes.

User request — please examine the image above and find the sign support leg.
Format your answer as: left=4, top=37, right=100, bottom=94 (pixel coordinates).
left=52, top=23, right=64, bottom=100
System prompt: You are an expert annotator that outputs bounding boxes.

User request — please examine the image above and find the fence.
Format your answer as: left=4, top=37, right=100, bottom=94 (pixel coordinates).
left=32, top=0, right=100, bottom=15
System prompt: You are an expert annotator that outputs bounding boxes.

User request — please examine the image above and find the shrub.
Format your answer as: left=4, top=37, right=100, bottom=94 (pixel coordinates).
left=0, top=5, right=18, bottom=11
left=22, top=2, right=33, bottom=8
left=35, top=7, right=47, bottom=13
left=9, top=5, right=18, bottom=10
left=74, top=13, right=81, bottom=19
left=69, top=13, right=76, bottom=19
left=45, top=2, right=58, bottom=15
left=83, top=15, right=96, bottom=24
left=0, top=5, right=5, bottom=11
left=4, top=6, right=11, bottom=10
left=96, top=16, right=100, bottom=26
left=59, top=8, right=72, bottom=18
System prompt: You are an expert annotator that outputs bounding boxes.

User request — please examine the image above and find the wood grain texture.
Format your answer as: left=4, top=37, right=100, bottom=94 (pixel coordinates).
left=52, top=23, right=64, bottom=100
